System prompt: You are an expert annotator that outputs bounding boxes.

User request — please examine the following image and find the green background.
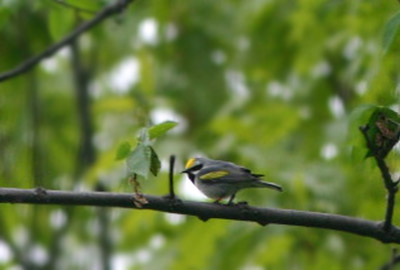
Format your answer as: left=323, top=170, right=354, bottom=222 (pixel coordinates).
left=1, top=0, right=400, bottom=269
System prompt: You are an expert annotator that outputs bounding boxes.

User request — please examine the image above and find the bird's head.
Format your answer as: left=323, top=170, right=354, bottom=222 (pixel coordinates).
left=181, top=157, right=204, bottom=174
left=181, top=157, right=204, bottom=182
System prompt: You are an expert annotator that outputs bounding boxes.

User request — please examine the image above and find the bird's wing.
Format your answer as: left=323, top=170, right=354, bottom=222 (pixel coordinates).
left=218, top=161, right=264, bottom=179
left=199, top=170, right=229, bottom=180
left=238, top=167, right=264, bottom=178
left=198, top=165, right=258, bottom=184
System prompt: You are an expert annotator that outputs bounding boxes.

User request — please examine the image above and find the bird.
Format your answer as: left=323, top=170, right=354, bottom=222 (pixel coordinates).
left=181, top=157, right=282, bottom=204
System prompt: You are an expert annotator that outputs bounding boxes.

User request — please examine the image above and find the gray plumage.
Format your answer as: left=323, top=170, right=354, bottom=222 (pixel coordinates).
left=182, top=157, right=282, bottom=204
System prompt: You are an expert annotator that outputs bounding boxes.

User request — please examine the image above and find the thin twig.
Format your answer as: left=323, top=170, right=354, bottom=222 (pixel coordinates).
left=359, top=126, right=398, bottom=232
left=392, top=248, right=398, bottom=270
left=385, top=186, right=397, bottom=231
left=0, top=0, right=135, bottom=83
left=1, top=187, right=400, bottom=244
left=169, top=155, right=176, bottom=198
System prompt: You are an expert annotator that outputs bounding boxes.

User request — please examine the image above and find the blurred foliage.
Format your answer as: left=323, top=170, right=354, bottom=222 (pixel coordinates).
left=120, top=121, right=177, bottom=179
left=1, top=0, right=400, bottom=269
left=383, top=11, right=400, bottom=53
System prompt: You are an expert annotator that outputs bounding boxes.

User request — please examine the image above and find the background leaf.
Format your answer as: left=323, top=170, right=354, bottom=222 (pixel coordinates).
left=348, top=105, right=377, bottom=143
left=149, top=146, right=161, bottom=176
left=115, top=141, right=131, bottom=160
left=48, top=6, right=75, bottom=40
left=148, top=121, right=178, bottom=140
left=383, top=11, right=400, bottom=53
left=2, top=1, right=400, bottom=269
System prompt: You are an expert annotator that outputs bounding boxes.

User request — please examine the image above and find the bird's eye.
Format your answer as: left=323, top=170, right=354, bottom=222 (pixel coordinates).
left=189, top=164, right=203, bottom=171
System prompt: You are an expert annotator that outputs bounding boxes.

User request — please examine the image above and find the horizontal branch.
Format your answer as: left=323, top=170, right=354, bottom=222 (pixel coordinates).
left=0, top=0, right=135, bottom=83
left=1, top=187, right=400, bottom=244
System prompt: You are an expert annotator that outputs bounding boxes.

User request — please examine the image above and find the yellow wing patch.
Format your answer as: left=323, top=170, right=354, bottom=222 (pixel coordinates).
left=185, top=158, right=196, bottom=169
left=200, top=170, right=229, bottom=180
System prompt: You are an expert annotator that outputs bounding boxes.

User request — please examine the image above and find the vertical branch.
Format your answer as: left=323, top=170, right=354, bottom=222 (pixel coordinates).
left=70, top=40, right=95, bottom=175
left=96, top=183, right=112, bottom=270
left=391, top=248, right=398, bottom=270
left=169, top=155, right=176, bottom=198
left=381, top=248, right=400, bottom=270
left=70, top=39, right=114, bottom=270
left=44, top=209, right=73, bottom=270
left=382, top=166, right=398, bottom=232
left=45, top=38, right=100, bottom=270
left=28, top=70, right=42, bottom=186
left=360, top=126, right=398, bottom=232
left=98, top=208, right=112, bottom=270
left=27, top=69, right=43, bottom=269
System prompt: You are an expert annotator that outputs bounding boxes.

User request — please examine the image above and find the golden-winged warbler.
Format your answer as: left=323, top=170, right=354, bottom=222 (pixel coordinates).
left=181, top=157, right=282, bottom=204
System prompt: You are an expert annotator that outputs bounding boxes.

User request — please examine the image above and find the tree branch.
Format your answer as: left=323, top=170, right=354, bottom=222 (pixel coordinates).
left=0, top=0, right=135, bottom=83
left=1, top=187, right=400, bottom=244
left=359, top=125, right=398, bottom=232
left=168, top=155, right=176, bottom=199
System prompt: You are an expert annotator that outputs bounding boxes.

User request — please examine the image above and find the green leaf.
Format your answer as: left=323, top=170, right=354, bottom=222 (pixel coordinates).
left=67, top=0, right=101, bottom=11
left=149, top=147, right=161, bottom=176
left=364, top=107, right=400, bottom=158
left=115, top=141, right=131, bottom=160
left=383, top=11, right=400, bottom=53
left=348, top=104, right=377, bottom=144
left=137, top=128, right=151, bottom=145
left=148, top=121, right=178, bottom=139
left=348, top=105, right=398, bottom=161
left=126, top=143, right=151, bottom=179
left=48, top=7, right=75, bottom=41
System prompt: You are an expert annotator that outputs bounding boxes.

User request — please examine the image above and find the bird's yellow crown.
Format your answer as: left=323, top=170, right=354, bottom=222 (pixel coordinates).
left=185, top=158, right=196, bottom=169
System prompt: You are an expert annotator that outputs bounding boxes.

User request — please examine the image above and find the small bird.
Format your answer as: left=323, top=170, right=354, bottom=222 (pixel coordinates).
left=181, top=157, right=282, bottom=204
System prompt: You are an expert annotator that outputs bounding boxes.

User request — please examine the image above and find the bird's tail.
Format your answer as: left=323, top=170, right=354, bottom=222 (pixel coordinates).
left=254, top=181, right=283, bottom=192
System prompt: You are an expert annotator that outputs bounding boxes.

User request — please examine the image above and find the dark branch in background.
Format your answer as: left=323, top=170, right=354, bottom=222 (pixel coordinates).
left=359, top=126, right=399, bottom=232
left=326, top=53, right=354, bottom=107
left=0, top=0, right=136, bottom=83
left=70, top=40, right=96, bottom=174
left=28, top=71, right=42, bottom=187
left=381, top=248, right=400, bottom=270
left=96, top=183, right=112, bottom=270
left=27, top=70, right=44, bottom=266
left=1, top=187, right=400, bottom=244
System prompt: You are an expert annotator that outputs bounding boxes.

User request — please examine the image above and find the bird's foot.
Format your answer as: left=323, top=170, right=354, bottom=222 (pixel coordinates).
left=213, top=199, right=222, bottom=205
left=225, top=200, right=248, bottom=207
